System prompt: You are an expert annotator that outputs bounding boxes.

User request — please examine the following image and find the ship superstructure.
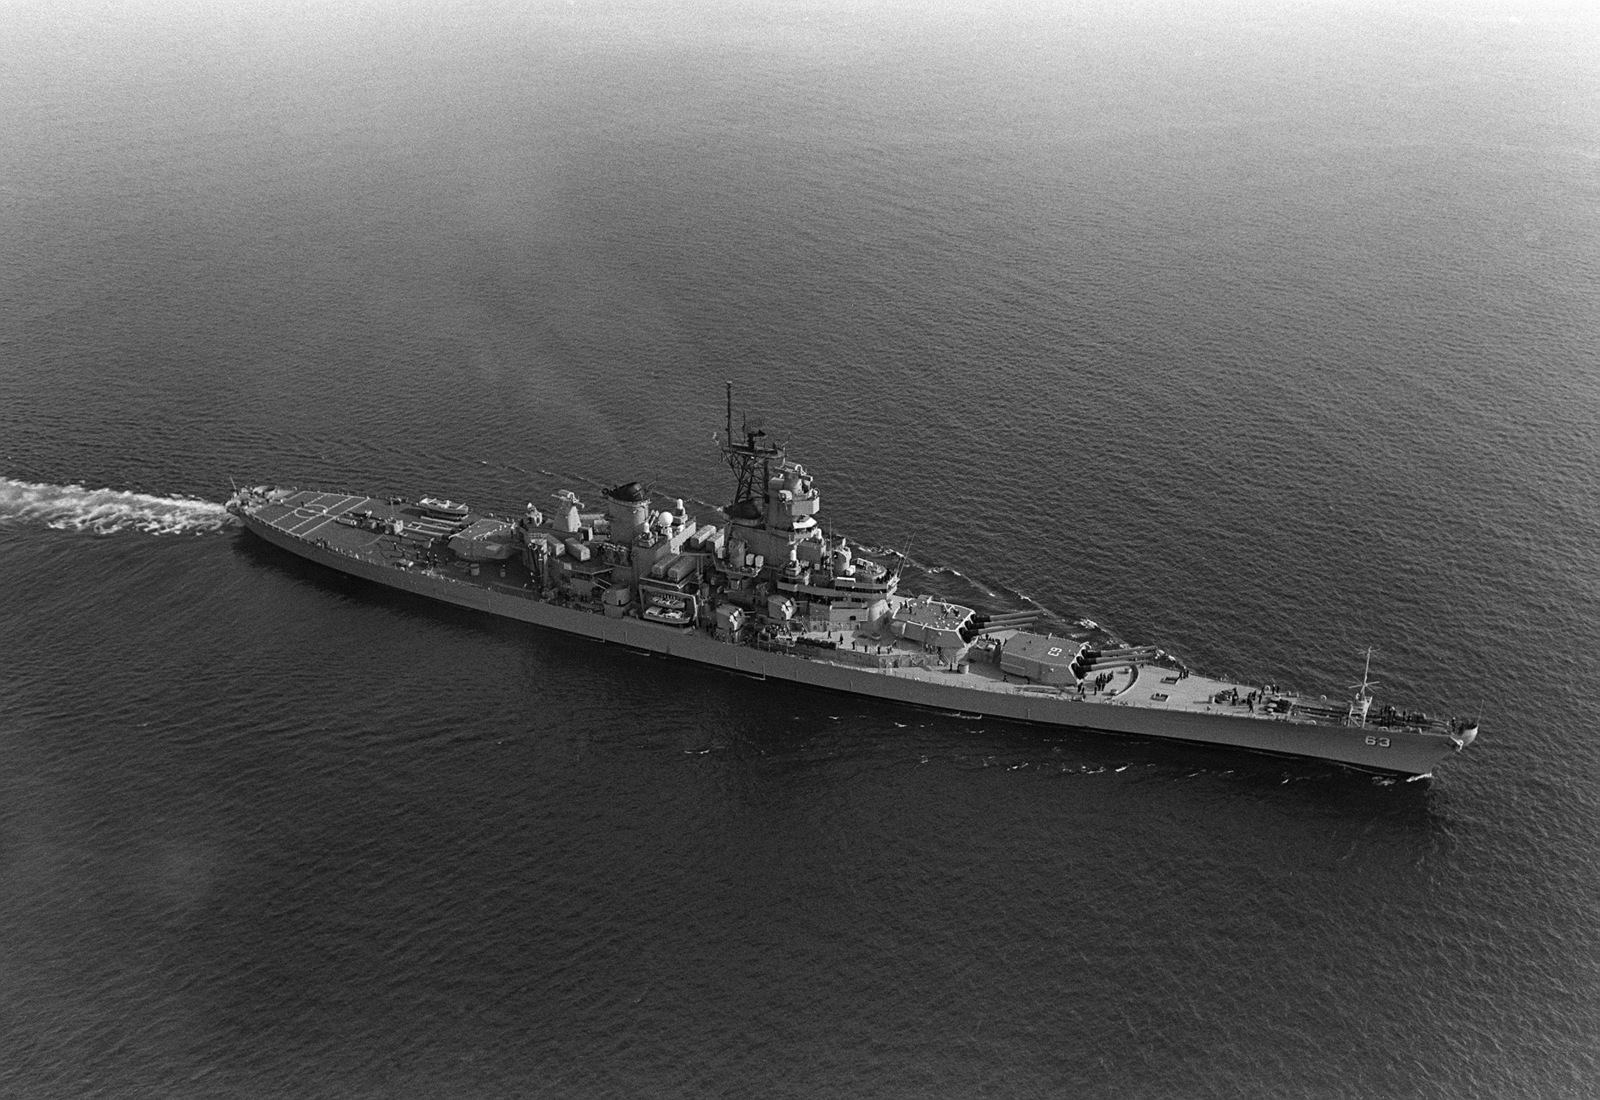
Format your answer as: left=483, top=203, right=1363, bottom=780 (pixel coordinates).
left=227, top=388, right=1478, bottom=777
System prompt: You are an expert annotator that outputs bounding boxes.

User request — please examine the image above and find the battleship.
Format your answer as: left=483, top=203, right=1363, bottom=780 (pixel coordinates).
left=228, top=387, right=1478, bottom=777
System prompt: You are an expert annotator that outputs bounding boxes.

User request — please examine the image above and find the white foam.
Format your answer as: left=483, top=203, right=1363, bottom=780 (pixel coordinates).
left=0, top=478, right=236, bottom=536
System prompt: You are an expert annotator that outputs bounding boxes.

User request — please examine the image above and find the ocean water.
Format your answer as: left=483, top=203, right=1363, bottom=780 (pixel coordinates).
left=3, top=1, right=1598, bottom=1096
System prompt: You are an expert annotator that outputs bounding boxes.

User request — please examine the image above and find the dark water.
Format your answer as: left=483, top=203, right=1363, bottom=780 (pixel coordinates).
left=3, top=1, right=1598, bottom=1096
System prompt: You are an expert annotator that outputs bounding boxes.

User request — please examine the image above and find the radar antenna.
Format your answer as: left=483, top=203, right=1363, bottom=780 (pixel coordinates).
left=721, top=381, right=784, bottom=517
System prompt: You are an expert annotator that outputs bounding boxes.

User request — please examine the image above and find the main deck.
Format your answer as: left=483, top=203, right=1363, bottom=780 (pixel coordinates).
left=253, top=491, right=1259, bottom=707
left=234, top=486, right=1471, bottom=776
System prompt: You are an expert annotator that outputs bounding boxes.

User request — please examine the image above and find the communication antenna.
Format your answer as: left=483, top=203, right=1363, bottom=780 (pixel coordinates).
left=891, top=537, right=913, bottom=582
left=1349, top=647, right=1380, bottom=699
left=1348, top=647, right=1379, bottom=728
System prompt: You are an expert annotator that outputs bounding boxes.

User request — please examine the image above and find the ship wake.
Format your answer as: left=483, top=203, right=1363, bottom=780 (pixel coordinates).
left=0, top=478, right=236, bottom=536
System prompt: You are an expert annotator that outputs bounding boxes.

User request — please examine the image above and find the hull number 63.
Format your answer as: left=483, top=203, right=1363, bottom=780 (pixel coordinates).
left=1364, top=735, right=1391, bottom=748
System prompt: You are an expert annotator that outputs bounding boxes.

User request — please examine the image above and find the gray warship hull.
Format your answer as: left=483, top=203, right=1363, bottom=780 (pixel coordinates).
left=232, top=491, right=1474, bottom=778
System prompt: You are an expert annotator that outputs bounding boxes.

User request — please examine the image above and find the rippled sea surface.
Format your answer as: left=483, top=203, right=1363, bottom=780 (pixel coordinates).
left=3, top=2, right=1598, bottom=1096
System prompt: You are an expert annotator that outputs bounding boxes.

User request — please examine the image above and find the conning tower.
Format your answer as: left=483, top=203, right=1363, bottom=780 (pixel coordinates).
left=718, top=383, right=896, bottom=631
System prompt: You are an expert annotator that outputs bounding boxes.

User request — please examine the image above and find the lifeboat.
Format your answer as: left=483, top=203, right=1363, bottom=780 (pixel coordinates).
left=643, top=605, right=693, bottom=626
left=418, top=497, right=470, bottom=519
